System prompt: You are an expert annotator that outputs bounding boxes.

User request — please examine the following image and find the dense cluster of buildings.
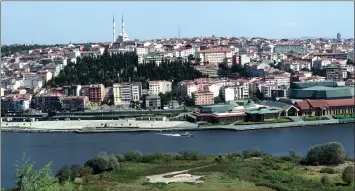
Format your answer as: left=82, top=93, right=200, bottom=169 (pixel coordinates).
left=1, top=16, right=354, bottom=122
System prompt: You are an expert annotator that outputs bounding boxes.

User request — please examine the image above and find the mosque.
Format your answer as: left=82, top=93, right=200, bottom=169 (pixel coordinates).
left=109, top=15, right=137, bottom=53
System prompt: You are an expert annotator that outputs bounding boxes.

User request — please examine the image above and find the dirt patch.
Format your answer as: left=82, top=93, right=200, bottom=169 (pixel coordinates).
left=146, top=170, right=204, bottom=184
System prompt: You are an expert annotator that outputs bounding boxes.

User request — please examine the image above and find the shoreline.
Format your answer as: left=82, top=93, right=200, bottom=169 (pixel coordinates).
left=1, top=119, right=353, bottom=133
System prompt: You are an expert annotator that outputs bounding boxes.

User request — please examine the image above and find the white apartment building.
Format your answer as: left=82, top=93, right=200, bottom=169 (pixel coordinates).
left=264, top=76, right=290, bottom=86
left=148, top=81, right=172, bottom=95
left=180, top=82, right=198, bottom=98
left=239, top=54, right=251, bottom=66
left=284, top=61, right=311, bottom=72
left=312, top=58, right=332, bottom=70
left=261, top=85, right=278, bottom=98
left=174, top=48, right=195, bottom=58
left=113, top=82, right=142, bottom=106
left=197, top=48, right=234, bottom=66
left=220, top=82, right=249, bottom=101
left=136, top=47, right=148, bottom=56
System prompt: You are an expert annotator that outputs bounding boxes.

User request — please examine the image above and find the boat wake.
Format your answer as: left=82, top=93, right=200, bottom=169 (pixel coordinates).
left=159, top=133, right=181, bottom=137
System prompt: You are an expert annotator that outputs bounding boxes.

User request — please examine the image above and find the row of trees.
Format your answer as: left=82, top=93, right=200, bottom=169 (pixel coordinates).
left=49, top=51, right=205, bottom=88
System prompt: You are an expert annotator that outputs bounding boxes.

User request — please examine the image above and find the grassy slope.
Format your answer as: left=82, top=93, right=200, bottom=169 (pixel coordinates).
left=68, top=155, right=354, bottom=191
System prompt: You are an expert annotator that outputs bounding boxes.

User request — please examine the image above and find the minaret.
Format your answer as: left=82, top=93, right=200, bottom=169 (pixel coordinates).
left=122, top=14, right=125, bottom=35
left=113, top=15, right=116, bottom=43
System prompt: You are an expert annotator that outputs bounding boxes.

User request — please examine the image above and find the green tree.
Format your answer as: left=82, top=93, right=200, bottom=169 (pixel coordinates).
left=342, top=166, right=355, bottom=185
left=14, top=153, right=58, bottom=191
left=305, top=142, right=346, bottom=165
left=188, top=54, right=195, bottom=61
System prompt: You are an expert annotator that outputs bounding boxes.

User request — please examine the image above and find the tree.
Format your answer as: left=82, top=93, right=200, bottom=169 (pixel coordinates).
left=342, top=166, right=354, bottom=185
left=14, top=153, right=57, bottom=190
left=305, top=142, right=346, bottom=165
left=301, top=67, right=310, bottom=72
left=255, top=88, right=264, bottom=101
left=188, top=54, right=195, bottom=61
left=159, top=92, right=173, bottom=106
left=231, top=64, right=244, bottom=74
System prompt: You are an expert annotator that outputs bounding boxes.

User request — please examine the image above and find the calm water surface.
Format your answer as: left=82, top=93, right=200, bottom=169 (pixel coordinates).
left=1, top=124, right=354, bottom=188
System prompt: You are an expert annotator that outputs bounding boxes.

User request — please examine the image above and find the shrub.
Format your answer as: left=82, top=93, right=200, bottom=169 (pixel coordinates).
left=107, top=155, right=120, bottom=171
left=84, top=157, right=110, bottom=174
left=305, top=142, right=345, bottom=165
left=77, top=166, right=93, bottom=177
left=242, top=148, right=264, bottom=158
left=321, top=175, right=331, bottom=185
left=320, top=167, right=335, bottom=174
left=115, top=154, right=125, bottom=162
left=342, top=165, right=355, bottom=185
left=177, top=151, right=203, bottom=160
left=123, top=151, right=142, bottom=162
left=55, top=166, right=72, bottom=183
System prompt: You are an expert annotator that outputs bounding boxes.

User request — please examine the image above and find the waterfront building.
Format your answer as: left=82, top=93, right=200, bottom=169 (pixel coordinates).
left=1, top=94, right=32, bottom=113
left=144, top=94, right=161, bottom=109
left=112, top=82, right=142, bottom=106
left=62, top=85, right=82, bottom=97
left=289, top=81, right=354, bottom=100
left=62, top=96, right=89, bottom=112
left=81, top=84, right=105, bottom=103
left=294, top=98, right=355, bottom=116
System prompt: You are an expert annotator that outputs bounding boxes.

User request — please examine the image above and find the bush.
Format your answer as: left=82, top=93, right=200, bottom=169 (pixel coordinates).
left=123, top=151, right=142, bottom=162
left=77, top=166, right=93, bottom=177
left=55, top=165, right=93, bottom=183
left=242, top=148, right=264, bottom=158
left=115, top=154, right=125, bottom=162
left=321, top=175, right=331, bottom=185
left=305, top=142, right=345, bottom=165
left=85, top=157, right=110, bottom=174
left=342, top=166, right=355, bottom=185
left=55, top=166, right=72, bottom=183
left=320, top=167, right=335, bottom=174
left=107, top=155, right=120, bottom=171
left=177, top=151, right=203, bottom=160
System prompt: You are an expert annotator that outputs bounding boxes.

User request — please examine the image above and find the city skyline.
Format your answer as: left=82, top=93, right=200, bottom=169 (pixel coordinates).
left=1, top=1, right=354, bottom=45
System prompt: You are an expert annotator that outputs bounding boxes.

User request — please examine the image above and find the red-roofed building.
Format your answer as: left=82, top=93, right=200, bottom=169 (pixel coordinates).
left=294, top=98, right=355, bottom=116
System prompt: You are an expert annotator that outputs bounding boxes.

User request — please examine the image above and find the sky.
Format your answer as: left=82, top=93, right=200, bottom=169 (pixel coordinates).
left=1, top=1, right=354, bottom=45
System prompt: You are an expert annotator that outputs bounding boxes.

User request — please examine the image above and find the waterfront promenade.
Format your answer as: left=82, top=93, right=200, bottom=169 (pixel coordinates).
left=1, top=116, right=352, bottom=133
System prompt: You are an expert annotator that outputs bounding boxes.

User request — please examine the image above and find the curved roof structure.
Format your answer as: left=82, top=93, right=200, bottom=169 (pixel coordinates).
left=289, top=86, right=354, bottom=99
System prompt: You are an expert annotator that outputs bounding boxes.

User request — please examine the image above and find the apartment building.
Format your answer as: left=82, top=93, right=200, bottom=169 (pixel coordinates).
left=33, top=93, right=64, bottom=112
left=148, top=81, right=172, bottom=95
left=62, top=85, right=82, bottom=96
left=274, top=44, right=306, bottom=54
left=284, top=61, right=311, bottom=72
left=220, top=82, right=249, bottom=101
left=144, top=94, right=161, bottom=109
left=196, top=48, right=234, bottom=66
left=174, top=47, right=195, bottom=58
left=1, top=94, right=32, bottom=112
left=192, top=90, right=214, bottom=106
left=180, top=82, right=198, bottom=98
left=113, top=82, right=142, bottom=106
left=82, top=84, right=105, bottom=103
left=326, top=63, right=347, bottom=81
left=62, top=96, right=89, bottom=111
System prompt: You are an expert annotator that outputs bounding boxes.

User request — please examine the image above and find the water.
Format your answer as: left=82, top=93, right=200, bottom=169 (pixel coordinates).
left=1, top=124, right=354, bottom=188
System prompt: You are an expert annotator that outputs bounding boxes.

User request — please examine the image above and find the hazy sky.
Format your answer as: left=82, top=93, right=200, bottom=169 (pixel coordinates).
left=1, top=1, right=354, bottom=45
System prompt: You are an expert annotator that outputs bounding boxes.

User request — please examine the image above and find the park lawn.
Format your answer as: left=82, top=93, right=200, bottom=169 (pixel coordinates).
left=333, top=113, right=355, bottom=119
left=302, top=116, right=329, bottom=121
left=69, top=155, right=354, bottom=191
left=236, top=117, right=291, bottom=125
